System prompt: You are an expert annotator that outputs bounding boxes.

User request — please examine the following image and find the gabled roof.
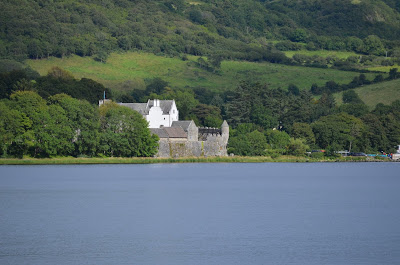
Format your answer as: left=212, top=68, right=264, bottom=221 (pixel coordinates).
left=163, top=127, right=187, bottom=138
left=171, top=120, right=195, bottom=132
left=148, top=100, right=175, bottom=114
left=118, top=100, right=175, bottom=115
left=150, top=128, right=169, bottom=138
left=150, top=127, right=187, bottom=139
left=118, top=103, right=147, bottom=115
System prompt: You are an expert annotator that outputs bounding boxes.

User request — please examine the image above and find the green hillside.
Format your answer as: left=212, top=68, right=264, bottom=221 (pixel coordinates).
left=1, top=0, right=400, bottom=62
left=334, top=78, right=400, bottom=108
left=26, top=52, right=378, bottom=93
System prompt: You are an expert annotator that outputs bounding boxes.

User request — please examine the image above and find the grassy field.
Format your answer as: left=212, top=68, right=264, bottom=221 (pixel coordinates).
left=367, top=64, right=400, bottom=72
left=0, top=155, right=384, bottom=165
left=334, top=78, right=400, bottom=108
left=26, top=52, right=377, bottom=92
left=284, top=50, right=359, bottom=59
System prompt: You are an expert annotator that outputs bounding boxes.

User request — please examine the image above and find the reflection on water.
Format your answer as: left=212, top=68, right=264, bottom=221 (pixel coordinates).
left=1, top=163, right=400, bottom=265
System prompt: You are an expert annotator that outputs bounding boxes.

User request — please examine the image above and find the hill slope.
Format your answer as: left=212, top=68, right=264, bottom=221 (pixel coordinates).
left=334, top=78, right=400, bottom=108
left=26, top=52, right=378, bottom=92
left=1, top=0, right=400, bottom=61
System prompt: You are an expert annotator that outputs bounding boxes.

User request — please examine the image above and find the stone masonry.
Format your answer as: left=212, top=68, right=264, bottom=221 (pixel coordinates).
left=153, top=120, right=229, bottom=158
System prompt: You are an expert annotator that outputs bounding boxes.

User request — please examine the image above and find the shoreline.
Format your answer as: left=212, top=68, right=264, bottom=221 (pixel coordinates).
left=0, top=156, right=395, bottom=165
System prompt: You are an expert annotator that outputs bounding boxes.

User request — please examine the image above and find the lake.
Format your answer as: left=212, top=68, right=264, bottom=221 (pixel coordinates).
left=1, top=162, right=400, bottom=265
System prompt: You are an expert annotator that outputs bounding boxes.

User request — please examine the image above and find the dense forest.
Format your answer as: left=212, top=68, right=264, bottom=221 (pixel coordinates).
left=1, top=0, right=400, bottom=158
left=0, top=88, right=159, bottom=158
left=1, top=68, right=400, bottom=157
left=1, top=0, right=400, bottom=62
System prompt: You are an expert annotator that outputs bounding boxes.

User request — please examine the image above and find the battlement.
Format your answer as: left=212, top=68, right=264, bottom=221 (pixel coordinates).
left=198, top=127, right=222, bottom=140
left=153, top=120, right=229, bottom=158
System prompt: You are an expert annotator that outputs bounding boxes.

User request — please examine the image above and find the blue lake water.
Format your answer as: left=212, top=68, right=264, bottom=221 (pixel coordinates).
left=1, top=162, right=400, bottom=265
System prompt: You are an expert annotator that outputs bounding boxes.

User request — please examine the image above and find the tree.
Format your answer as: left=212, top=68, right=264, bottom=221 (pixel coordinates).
left=35, top=75, right=111, bottom=104
left=291, top=122, right=315, bottom=147
left=228, top=129, right=267, bottom=156
left=339, top=103, right=369, bottom=117
left=346, top=36, right=364, bottom=53
left=290, top=29, right=308, bottom=43
left=361, top=113, right=389, bottom=152
left=311, top=112, right=364, bottom=151
left=49, top=94, right=100, bottom=156
left=225, top=82, right=268, bottom=126
left=286, top=138, right=309, bottom=156
left=388, top=68, right=399, bottom=80
left=0, top=101, right=32, bottom=157
left=266, top=129, right=291, bottom=154
left=342, top=90, right=363, bottom=104
left=12, top=78, right=36, bottom=92
left=10, top=91, right=47, bottom=119
left=189, top=9, right=205, bottom=24
left=312, top=93, right=336, bottom=120
left=95, top=50, right=109, bottom=63
left=325, top=81, right=341, bottom=93
left=208, top=54, right=223, bottom=71
left=99, top=103, right=158, bottom=157
left=204, top=115, right=223, bottom=128
left=250, top=103, right=278, bottom=130
left=381, top=113, right=400, bottom=153
left=31, top=104, right=74, bottom=157
left=363, top=35, right=385, bottom=56
left=145, top=77, right=168, bottom=95
left=340, top=90, right=368, bottom=117
left=165, top=88, right=199, bottom=120
left=287, top=84, right=300, bottom=96
left=192, top=103, right=222, bottom=127
left=47, top=66, right=74, bottom=80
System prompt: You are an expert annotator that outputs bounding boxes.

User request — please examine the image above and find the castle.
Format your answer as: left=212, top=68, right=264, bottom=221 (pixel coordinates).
left=99, top=99, right=229, bottom=157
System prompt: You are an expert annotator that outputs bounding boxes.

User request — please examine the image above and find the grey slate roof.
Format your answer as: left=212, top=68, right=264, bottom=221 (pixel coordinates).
left=118, top=100, right=174, bottom=115
left=164, top=127, right=187, bottom=138
left=150, top=127, right=187, bottom=139
left=171, top=120, right=194, bottom=132
left=150, top=128, right=169, bottom=138
left=148, top=100, right=174, bottom=114
left=118, top=103, right=147, bottom=115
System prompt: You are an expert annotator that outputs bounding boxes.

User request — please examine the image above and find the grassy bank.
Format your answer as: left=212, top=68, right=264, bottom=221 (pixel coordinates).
left=0, top=156, right=390, bottom=165
left=367, top=64, right=400, bottom=73
left=284, top=50, right=358, bottom=59
left=26, top=52, right=375, bottom=92
left=333, top=78, right=400, bottom=108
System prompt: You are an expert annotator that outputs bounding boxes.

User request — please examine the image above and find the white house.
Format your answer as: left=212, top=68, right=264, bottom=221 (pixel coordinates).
left=118, top=99, right=179, bottom=128
left=99, top=98, right=229, bottom=157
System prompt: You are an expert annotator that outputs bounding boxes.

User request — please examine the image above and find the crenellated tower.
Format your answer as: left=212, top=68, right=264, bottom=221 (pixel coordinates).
left=221, top=120, right=229, bottom=145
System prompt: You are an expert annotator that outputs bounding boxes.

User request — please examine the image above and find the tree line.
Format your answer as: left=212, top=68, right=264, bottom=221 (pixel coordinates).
left=2, top=67, right=400, bottom=158
left=116, top=75, right=400, bottom=157
left=224, top=82, right=400, bottom=156
left=0, top=66, right=112, bottom=104
left=311, top=69, right=399, bottom=95
left=0, top=91, right=158, bottom=158
left=1, top=0, right=400, bottom=65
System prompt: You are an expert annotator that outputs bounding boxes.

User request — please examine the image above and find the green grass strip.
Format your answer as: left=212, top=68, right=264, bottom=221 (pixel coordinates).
left=0, top=156, right=393, bottom=165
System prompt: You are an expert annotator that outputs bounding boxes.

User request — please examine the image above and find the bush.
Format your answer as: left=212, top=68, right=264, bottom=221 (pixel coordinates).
left=286, top=138, right=309, bottom=156
left=310, top=152, right=324, bottom=159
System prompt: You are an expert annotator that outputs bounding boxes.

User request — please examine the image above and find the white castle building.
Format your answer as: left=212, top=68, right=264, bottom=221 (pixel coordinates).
left=99, top=98, right=178, bottom=128
left=118, top=99, right=178, bottom=128
left=99, top=98, right=229, bottom=157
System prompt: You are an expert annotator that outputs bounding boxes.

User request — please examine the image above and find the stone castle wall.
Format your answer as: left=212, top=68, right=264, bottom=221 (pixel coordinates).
left=156, top=133, right=228, bottom=158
